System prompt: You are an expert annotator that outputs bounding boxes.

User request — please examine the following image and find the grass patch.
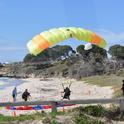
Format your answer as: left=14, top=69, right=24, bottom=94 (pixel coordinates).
left=117, top=69, right=124, bottom=77
left=0, top=111, right=46, bottom=123
left=0, top=111, right=65, bottom=123
left=82, top=75, right=123, bottom=87
left=82, top=75, right=124, bottom=97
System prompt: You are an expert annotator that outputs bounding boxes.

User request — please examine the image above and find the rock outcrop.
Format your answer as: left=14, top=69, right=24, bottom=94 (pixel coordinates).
left=0, top=56, right=124, bottom=79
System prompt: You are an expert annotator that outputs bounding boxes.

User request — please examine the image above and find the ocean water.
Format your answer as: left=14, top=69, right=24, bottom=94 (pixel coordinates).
left=0, top=77, right=23, bottom=90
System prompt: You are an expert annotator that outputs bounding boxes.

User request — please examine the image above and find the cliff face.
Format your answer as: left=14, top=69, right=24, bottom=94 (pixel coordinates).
left=0, top=57, right=124, bottom=79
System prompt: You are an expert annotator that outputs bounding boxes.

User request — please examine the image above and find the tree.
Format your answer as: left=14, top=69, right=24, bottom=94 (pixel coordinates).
left=76, top=44, right=107, bottom=62
left=23, top=45, right=74, bottom=63
left=52, top=45, right=74, bottom=59
left=76, top=45, right=89, bottom=59
left=23, top=54, right=34, bottom=63
left=76, top=45, right=85, bottom=54
left=108, top=44, right=124, bottom=60
left=89, top=45, right=107, bottom=58
left=23, top=49, right=50, bottom=63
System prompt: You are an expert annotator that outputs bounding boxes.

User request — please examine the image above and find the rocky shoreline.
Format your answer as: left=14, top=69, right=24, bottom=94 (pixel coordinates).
left=0, top=58, right=124, bottom=79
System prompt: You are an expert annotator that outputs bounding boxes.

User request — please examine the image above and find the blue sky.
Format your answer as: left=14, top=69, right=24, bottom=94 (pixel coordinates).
left=0, top=0, right=124, bottom=62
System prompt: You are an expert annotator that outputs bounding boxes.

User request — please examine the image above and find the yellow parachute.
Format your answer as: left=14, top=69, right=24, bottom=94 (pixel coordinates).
left=62, top=79, right=72, bottom=89
left=27, top=27, right=106, bottom=56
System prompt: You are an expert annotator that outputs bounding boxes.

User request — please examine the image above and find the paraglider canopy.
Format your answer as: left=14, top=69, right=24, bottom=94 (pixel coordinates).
left=27, top=27, right=106, bottom=56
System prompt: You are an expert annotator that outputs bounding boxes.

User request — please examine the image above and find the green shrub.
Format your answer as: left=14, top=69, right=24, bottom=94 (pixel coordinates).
left=83, top=105, right=106, bottom=117
left=74, top=113, right=104, bottom=124
left=73, top=105, right=106, bottom=117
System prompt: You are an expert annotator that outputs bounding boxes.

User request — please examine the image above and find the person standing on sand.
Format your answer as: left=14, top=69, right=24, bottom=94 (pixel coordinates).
left=12, top=87, right=17, bottom=102
left=121, top=80, right=124, bottom=95
left=22, top=89, right=31, bottom=101
left=63, top=87, right=71, bottom=100
left=61, top=82, right=72, bottom=100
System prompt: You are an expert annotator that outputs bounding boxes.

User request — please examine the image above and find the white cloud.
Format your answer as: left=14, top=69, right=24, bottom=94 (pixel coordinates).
left=96, top=29, right=124, bottom=49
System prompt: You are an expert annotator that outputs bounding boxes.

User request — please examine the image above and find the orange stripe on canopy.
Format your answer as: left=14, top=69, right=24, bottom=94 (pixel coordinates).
left=32, top=35, right=49, bottom=50
left=91, top=33, right=101, bottom=45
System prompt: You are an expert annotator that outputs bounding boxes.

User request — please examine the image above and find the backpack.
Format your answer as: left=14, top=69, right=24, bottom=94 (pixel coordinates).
left=65, top=88, right=71, bottom=95
left=22, top=92, right=26, bottom=99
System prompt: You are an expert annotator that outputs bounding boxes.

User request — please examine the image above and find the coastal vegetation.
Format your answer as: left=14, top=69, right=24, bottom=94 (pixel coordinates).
left=0, top=105, right=123, bottom=124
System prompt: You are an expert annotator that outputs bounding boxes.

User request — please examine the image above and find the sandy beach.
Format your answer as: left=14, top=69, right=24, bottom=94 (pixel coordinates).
left=0, top=78, right=114, bottom=116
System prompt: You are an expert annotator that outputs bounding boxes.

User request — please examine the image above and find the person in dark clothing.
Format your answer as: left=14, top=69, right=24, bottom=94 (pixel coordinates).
left=22, top=89, right=31, bottom=101
left=121, top=80, right=124, bottom=95
left=12, top=87, right=17, bottom=102
left=63, top=87, right=71, bottom=100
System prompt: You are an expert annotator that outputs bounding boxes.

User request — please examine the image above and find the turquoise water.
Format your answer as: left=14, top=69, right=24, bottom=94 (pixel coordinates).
left=0, top=77, right=23, bottom=90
